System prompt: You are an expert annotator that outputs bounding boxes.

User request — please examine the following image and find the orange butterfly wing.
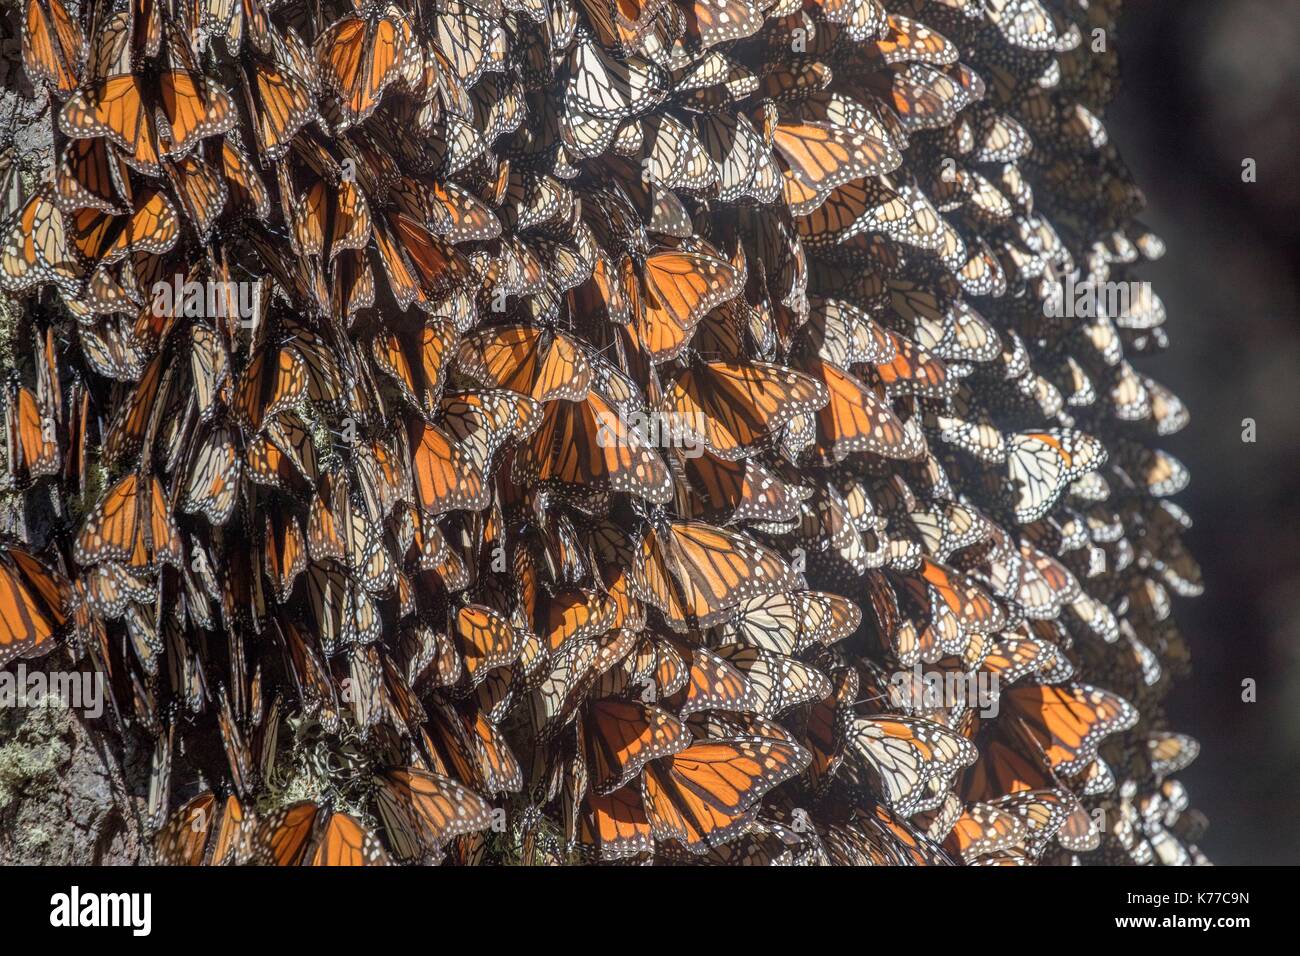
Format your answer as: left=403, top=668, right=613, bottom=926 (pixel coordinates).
left=1004, top=683, right=1138, bottom=777
left=22, top=0, right=85, bottom=94
left=411, top=420, right=487, bottom=514
left=641, top=736, right=808, bottom=852
left=664, top=360, right=827, bottom=460
left=376, top=766, right=493, bottom=860
left=585, top=698, right=689, bottom=794
left=60, top=76, right=160, bottom=172
left=808, top=358, right=923, bottom=462
left=580, top=785, right=653, bottom=860
left=631, top=250, right=739, bottom=361
left=155, top=792, right=216, bottom=866
left=635, top=520, right=801, bottom=630
left=246, top=801, right=319, bottom=865
left=0, top=547, right=70, bottom=666
left=310, top=811, right=392, bottom=865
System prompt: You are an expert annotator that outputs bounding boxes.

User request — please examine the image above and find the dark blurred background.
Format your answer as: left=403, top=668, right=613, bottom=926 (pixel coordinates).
left=1107, top=0, right=1300, bottom=864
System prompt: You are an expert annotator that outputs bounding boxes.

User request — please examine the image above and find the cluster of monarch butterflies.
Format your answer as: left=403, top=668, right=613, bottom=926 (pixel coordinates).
left=0, top=0, right=1207, bottom=865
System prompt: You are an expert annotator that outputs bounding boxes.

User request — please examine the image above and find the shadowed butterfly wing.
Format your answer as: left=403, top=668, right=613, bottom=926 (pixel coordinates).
left=376, top=767, right=493, bottom=860
left=1003, top=682, right=1138, bottom=778
left=584, top=698, right=689, bottom=794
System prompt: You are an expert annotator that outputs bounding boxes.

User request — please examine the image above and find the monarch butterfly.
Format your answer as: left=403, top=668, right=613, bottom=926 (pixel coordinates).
left=431, top=0, right=508, bottom=88
left=624, top=248, right=742, bottom=362
left=525, top=634, right=604, bottom=738
left=373, top=208, right=472, bottom=311
left=262, top=511, right=308, bottom=604
left=582, top=697, right=689, bottom=794
left=181, top=426, right=240, bottom=526
left=514, top=390, right=673, bottom=505
left=53, top=137, right=130, bottom=217
left=450, top=603, right=520, bottom=689
left=641, top=736, right=809, bottom=853
left=60, top=64, right=236, bottom=175
left=943, top=801, right=1027, bottom=863
left=772, top=120, right=900, bottom=212
left=306, top=545, right=384, bottom=645
left=410, top=419, right=490, bottom=515
left=455, top=325, right=591, bottom=403
left=219, top=140, right=270, bottom=220
left=678, top=451, right=805, bottom=526
left=208, top=794, right=249, bottom=865
left=600, top=631, right=688, bottom=708
left=315, top=6, right=419, bottom=128
left=634, top=519, right=802, bottom=631
left=243, top=801, right=320, bottom=865
left=563, top=33, right=665, bottom=122
left=983, top=789, right=1071, bottom=859
left=1146, top=731, right=1200, bottom=780
left=310, top=811, right=392, bottom=865
left=577, top=782, right=654, bottom=861
left=155, top=791, right=217, bottom=865
left=804, top=358, right=924, bottom=463
left=681, top=0, right=764, bottom=48
left=424, top=696, right=524, bottom=796
left=0, top=546, right=71, bottom=666
left=194, top=0, right=272, bottom=56
left=245, top=412, right=320, bottom=491
left=278, top=619, right=342, bottom=734
left=876, top=62, right=965, bottom=132
left=1117, top=441, right=1190, bottom=498
left=21, top=0, right=86, bottom=95
left=799, top=296, right=897, bottom=367
left=662, top=360, right=828, bottom=461
left=904, top=500, right=986, bottom=564
left=0, top=190, right=82, bottom=296
left=1001, top=682, right=1138, bottom=779
left=233, top=344, right=307, bottom=434
left=241, top=29, right=317, bottom=161
left=872, top=328, right=951, bottom=399
left=846, top=715, right=977, bottom=815
left=714, top=645, right=832, bottom=717
left=695, top=112, right=781, bottom=205
left=1004, top=428, right=1106, bottom=523
left=375, top=766, right=493, bottom=861
left=516, top=550, right=618, bottom=652
left=70, top=188, right=180, bottom=271
left=305, top=474, right=393, bottom=595
left=5, top=386, right=60, bottom=485
left=869, top=14, right=957, bottom=65
left=984, top=0, right=1061, bottom=52
left=75, top=473, right=183, bottom=569
left=442, top=388, right=540, bottom=474
left=428, top=180, right=502, bottom=243
left=976, top=636, right=1056, bottom=692
left=917, top=557, right=1006, bottom=636
left=626, top=113, right=719, bottom=195
left=664, top=639, right=762, bottom=717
